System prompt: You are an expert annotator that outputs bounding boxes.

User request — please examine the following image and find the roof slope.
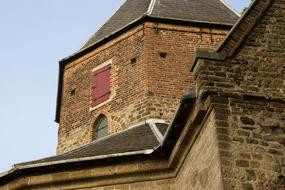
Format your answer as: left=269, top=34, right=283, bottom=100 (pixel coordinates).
left=82, top=0, right=152, bottom=49
left=151, top=0, right=239, bottom=24
left=80, top=0, right=239, bottom=50
left=16, top=121, right=168, bottom=167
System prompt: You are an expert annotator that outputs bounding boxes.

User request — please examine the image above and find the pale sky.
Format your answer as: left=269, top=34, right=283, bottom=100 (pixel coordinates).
left=0, top=0, right=251, bottom=173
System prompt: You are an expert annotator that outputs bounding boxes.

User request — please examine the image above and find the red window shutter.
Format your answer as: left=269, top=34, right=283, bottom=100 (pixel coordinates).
left=92, top=65, right=111, bottom=107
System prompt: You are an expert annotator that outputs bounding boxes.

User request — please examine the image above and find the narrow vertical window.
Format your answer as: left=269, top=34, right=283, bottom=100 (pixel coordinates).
left=93, top=115, right=108, bottom=140
left=92, top=65, right=111, bottom=107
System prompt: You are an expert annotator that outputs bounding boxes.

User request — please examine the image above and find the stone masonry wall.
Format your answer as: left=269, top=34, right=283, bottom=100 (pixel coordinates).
left=175, top=110, right=224, bottom=190
left=193, top=0, right=285, bottom=189
left=58, top=22, right=229, bottom=154
left=75, top=179, right=175, bottom=190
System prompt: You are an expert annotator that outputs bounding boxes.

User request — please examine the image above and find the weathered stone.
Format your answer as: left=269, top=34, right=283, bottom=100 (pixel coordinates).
left=242, top=183, right=254, bottom=190
left=246, top=138, right=259, bottom=144
left=250, top=161, right=260, bottom=169
left=240, top=117, right=255, bottom=125
left=236, top=160, right=250, bottom=167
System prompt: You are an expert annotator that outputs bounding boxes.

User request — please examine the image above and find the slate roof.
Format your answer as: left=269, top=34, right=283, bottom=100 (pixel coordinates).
left=15, top=121, right=169, bottom=167
left=80, top=0, right=239, bottom=50
left=82, top=0, right=152, bottom=49
left=56, top=0, right=239, bottom=123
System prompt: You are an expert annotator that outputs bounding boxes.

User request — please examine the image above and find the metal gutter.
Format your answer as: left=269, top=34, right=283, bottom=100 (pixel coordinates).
left=0, top=149, right=155, bottom=180
left=162, top=88, right=197, bottom=148
left=0, top=119, right=167, bottom=180
left=0, top=119, right=167, bottom=178
left=15, top=149, right=154, bottom=170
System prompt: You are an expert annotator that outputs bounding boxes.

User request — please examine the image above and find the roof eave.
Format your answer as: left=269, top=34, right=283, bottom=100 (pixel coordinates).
left=0, top=149, right=158, bottom=184
left=18, top=149, right=155, bottom=170
left=162, top=88, right=197, bottom=152
left=59, top=16, right=235, bottom=65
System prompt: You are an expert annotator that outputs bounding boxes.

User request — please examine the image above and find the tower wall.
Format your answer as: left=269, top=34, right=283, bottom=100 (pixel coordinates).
left=143, top=22, right=227, bottom=122
left=58, top=22, right=229, bottom=154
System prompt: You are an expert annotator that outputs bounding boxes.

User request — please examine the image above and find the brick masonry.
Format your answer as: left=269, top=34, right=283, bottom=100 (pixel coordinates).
left=58, top=22, right=229, bottom=153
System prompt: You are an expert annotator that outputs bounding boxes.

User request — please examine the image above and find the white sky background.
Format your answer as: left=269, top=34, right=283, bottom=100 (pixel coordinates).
left=0, top=0, right=251, bottom=172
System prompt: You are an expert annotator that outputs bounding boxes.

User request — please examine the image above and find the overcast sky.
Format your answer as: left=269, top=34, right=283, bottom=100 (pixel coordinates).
left=0, top=0, right=251, bottom=173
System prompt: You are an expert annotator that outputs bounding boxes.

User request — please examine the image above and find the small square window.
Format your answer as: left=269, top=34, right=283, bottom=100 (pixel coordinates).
left=70, top=89, right=76, bottom=96
left=159, top=52, right=167, bottom=58
left=131, top=57, right=137, bottom=64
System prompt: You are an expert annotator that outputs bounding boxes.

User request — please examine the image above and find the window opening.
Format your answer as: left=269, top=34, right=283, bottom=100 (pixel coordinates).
left=93, top=115, right=108, bottom=140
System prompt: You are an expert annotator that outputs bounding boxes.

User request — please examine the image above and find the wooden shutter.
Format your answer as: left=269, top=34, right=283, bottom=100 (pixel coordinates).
left=92, top=65, right=111, bottom=107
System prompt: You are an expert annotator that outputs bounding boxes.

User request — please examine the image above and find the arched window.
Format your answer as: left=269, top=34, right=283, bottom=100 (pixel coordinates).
left=93, top=115, right=108, bottom=140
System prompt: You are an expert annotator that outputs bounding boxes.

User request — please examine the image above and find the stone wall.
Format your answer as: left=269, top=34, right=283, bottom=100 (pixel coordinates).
left=0, top=158, right=175, bottom=190
left=58, top=22, right=229, bottom=153
left=193, top=0, right=285, bottom=189
left=175, top=111, right=224, bottom=189
left=80, top=179, right=175, bottom=190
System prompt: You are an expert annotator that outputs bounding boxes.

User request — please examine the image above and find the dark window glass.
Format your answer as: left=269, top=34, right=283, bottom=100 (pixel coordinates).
left=93, top=115, right=108, bottom=140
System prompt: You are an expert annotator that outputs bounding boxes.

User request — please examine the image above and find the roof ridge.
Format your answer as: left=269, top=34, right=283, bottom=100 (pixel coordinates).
left=146, top=0, right=156, bottom=15
left=59, top=0, right=239, bottom=66
left=149, top=121, right=164, bottom=144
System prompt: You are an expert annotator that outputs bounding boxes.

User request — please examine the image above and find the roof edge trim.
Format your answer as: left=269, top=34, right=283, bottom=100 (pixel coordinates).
left=59, top=16, right=233, bottom=65
left=146, top=0, right=156, bottom=15
left=217, top=0, right=273, bottom=55
left=14, top=149, right=154, bottom=171
left=217, top=0, right=257, bottom=52
left=149, top=121, right=165, bottom=144
left=22, top=118, right=167, bottom=165
left=59, top=15, right=146, bottom=64
left=78, top=0, right=128, bottom=51
left=0, top=149, right=155, bottom=180
left=162, top=88, right=197, bottom=148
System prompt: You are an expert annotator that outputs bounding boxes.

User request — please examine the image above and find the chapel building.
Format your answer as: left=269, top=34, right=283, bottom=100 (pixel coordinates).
left=1, top=0, right=284, bottom=189
left=55, top=0, right=238, bottom=153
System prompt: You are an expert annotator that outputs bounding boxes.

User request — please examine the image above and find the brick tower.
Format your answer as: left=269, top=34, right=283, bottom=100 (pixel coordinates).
left=56, top=0, right=239, bottom=153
